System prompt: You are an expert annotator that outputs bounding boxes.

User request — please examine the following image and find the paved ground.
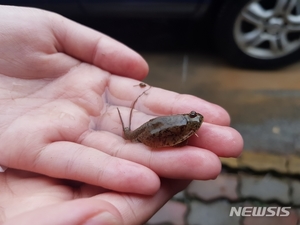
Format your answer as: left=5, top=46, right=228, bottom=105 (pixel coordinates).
left=141, top=53, right=300, bottom=225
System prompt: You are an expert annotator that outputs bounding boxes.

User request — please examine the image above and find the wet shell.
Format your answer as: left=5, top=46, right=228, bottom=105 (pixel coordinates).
left=123, top=111, right=204, bottom=148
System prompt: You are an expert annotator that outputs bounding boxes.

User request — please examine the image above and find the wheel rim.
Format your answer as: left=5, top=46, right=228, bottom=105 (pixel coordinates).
left=234, top=0, right=300, bottom=59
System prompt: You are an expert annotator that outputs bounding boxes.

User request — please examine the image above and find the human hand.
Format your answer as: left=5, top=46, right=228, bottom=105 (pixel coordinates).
left=0, top=169, right=190, bottom=225
left=0, top=5, right=243, bottom=196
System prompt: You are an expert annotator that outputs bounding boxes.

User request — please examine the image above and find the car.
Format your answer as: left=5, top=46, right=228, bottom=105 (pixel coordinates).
left=214, top=0, right=300, bottom=69
left=2, top=0, right=300, bottom=69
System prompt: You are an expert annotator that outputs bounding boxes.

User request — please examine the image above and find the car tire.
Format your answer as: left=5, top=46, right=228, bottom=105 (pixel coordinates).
left=214, top=0, right=300, bottom=69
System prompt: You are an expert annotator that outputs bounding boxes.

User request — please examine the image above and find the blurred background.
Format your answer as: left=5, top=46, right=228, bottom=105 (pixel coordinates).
left=3, top=0, right=300, bottom=224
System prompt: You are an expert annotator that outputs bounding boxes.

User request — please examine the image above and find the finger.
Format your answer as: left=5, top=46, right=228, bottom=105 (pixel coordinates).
left=82, top=131, right=222, bottom=180
left=107, top=75, right=230, bottom=126
left=3, top=198, right=123, bottom=225
left=189, top=122, right=244, bottom=157
left=97, top=178, right=191, bottom=225
left=52, top=12, right=148, bottom=79
left=13, top=142, right=160, bottom=195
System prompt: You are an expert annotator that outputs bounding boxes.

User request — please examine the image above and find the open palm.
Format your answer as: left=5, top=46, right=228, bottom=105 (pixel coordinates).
left=0, top=6, right=243, bottom=224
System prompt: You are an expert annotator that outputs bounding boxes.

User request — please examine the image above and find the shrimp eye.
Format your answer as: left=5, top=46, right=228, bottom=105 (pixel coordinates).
left=189, top=111, right=197, bottom=118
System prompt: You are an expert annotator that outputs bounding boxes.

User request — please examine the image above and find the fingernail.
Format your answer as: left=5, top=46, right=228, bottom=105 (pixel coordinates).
left=84, top=212, right=119, bottom=225
left=0, top=166, right=7, bottom=172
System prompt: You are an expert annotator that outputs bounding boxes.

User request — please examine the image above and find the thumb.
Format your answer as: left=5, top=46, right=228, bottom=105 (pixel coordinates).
left=3, top=198, right=122, bottom=225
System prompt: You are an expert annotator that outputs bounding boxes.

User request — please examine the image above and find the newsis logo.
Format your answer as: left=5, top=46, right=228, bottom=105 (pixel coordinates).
left=229, top=206, right=291, bottom=217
